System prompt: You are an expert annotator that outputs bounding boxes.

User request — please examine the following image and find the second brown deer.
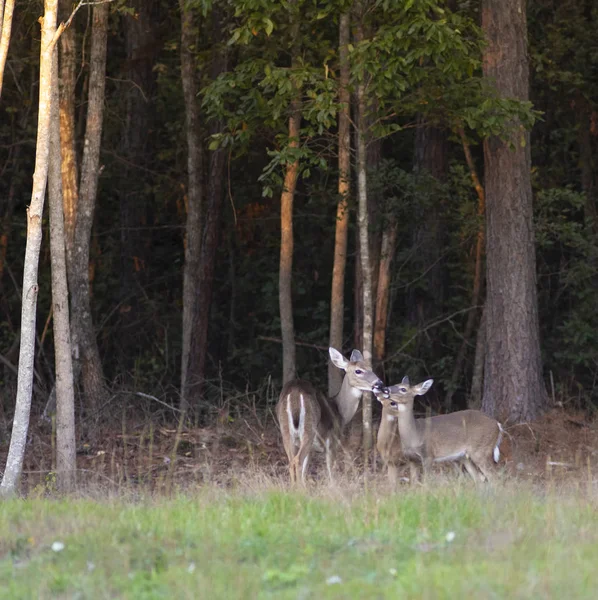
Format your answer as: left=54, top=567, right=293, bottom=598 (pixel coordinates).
left=374, top=377, right=504, bottom=484
left=276, top=348, right=382, bottom=485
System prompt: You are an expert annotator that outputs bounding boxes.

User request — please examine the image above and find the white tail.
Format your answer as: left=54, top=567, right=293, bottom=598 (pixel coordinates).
left=276, top=348, right=383, bottom=485
left=374, top=376, right=503, bottom=483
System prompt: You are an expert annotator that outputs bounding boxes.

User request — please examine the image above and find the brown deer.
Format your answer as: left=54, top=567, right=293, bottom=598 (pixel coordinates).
left=276, top=348, right=382, bottom=485
left=374, top=377, right=504, bottom=483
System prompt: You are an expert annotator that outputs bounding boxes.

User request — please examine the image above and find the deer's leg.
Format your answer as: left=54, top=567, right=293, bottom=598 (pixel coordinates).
left=387, top=463, right=398, bottom=487
left=295, top=435, right=314, bottom=486
left=409, top=461, right=422, bottom=485
left=462, top=457, right=483, bottom=483
left=325, top=437, right=337, bottom=483
left=471, top=457, right=494, bottom=483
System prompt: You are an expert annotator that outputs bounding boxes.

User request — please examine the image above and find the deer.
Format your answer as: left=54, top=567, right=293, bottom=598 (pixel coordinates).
left=374, top=377, right=504, bottom=484
left=276, top=347, right=383, bottom=485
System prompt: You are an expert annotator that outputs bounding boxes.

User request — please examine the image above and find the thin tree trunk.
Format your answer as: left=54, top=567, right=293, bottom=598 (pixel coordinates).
left=373, top=218, right=398, bottom=372
left=328, top=11, right=351, bottom=398
left=48, top=48, right=76, bottom=491
left=0, top=0, right=15, bottom=97
left=58, top=0, right=78, bottom=253
left=280, top=97, right=301, bottom=384
left=179, top=0, right=204, bottom=412
left=444, top=129, right=485, bottom=410
left=189, top=7, right=229, bottom=409
left=280, top=8, right=301, bottom=385
left=481, top=0, right=548, bottom=423
left=355, top=20, right=374, bottom=462
left=71, top=1, right=109, bottom=412
left=0, top=0, right=58, bottom=497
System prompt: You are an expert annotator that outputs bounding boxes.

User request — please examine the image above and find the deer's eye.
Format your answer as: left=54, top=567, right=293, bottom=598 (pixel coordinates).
left=399, top=387, right=407, bottom=393
left=354, top=369, right=363, bottom=375
left=390, top=401, right=398, bottom=408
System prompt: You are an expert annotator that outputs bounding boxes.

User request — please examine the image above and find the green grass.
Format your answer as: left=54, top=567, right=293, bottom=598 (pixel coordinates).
left=1, top=480, right=597, bottom=599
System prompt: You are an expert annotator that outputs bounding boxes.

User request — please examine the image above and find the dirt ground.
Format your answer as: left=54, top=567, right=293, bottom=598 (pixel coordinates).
left=2, top=402, right=596, bottom=494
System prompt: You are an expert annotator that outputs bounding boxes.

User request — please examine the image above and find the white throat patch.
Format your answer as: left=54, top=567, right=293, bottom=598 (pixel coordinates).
left=397, top=404, right=407, bottom=413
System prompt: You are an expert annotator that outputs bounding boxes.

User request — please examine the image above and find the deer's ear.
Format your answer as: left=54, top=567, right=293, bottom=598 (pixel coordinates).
left=401, top=375, right=410, bottom=386
left=329, top=347, right=348, bottom=370
left=350, top=349, right=364, bottom=362
left=414, top=379, right=433, bottom=396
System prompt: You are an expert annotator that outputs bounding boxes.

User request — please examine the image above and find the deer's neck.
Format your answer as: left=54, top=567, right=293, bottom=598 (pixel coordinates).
left=333, top=376, right=363, bottom=427
left=396, top=404, right=424, bottom=451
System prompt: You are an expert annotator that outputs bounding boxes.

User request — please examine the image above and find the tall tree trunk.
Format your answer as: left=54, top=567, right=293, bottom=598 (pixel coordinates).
left=188, top=6, right=229, bottom=409
left=481, top=0, right=548, bottom=423
left=69, top=2, right=109, bottom=413
left=0, top=0, right=15, bottom=97
left=0, top=0, right=58, bottom=497
left=280, top=98, right=301, bottom=385
left=280, top=7, right=301, bottom=385
left=444, top=130, right=486, bottom=410
left=48, top=48, right=76, bottom=490
left=373, top=218, right=398, bottom=374
left=179, top=0, right=204, bottom=412
left=58, top=0, right=78, bottom=253
left=355, top=17, right=374, bottom=463
left=328, top=11, right=351, bottom=398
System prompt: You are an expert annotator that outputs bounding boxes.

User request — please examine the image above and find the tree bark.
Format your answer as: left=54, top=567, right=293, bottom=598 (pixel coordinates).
left=69, top=2, right=109, bottom=413
left=328, top=11, right=351, bottom=398
left=58, top=0, right=78, bottom=252
left=280, top=98, right=301, bottom=385
left=373, top=218, right=398, bottom=373
left=0, top=0, right=15, bottom=97
left=0, top=0, right=58, bottom=497
left=179, top=0, right=204, bottom=412
left=48, top=48, right=76, bottom=490
left=280, top=7, right=301, bottom=385
left=481, top=0, right=548, bottom=423
left=188, top=6, right=228, bottom=408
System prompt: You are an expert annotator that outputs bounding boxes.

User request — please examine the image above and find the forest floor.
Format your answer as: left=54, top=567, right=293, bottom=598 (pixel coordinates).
left=5, top=402, right=598, bottom=493
left=2, top=405, right=598, bottom=598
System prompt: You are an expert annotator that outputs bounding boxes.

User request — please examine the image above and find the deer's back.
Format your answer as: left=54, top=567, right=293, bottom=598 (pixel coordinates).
left=418, top=409, right=500, bottom=457
left=276, top=380, right=321, bottom=432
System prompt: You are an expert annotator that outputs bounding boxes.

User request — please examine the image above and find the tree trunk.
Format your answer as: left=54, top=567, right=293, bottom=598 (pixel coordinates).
left=58, top=0, right=78, bottom=253
left=355, top=48, right=375, bottom=466
left=179, top=0, right=204, bottom=412
left=69, top=2, right=109, bottom=414
left=188, top=6, right=229, bottom=409
left=0, top=0, right=58, bottom=497
left=0, top=0, right=15, bottom=97
left=280, top=97, right=301, bottom=385
left=328, top=11, right=351, bottom=398
left=48, top=48, right=76, bottom=490
left=373, top=218, right=398, bottom=375
left=481, top=0, right=548, bottom=423
left=280, top=7, right=301, bottom=385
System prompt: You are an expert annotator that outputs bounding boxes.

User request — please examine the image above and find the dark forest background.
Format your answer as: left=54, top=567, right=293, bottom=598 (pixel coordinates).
left=0, top=0, right=597, bottom=433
